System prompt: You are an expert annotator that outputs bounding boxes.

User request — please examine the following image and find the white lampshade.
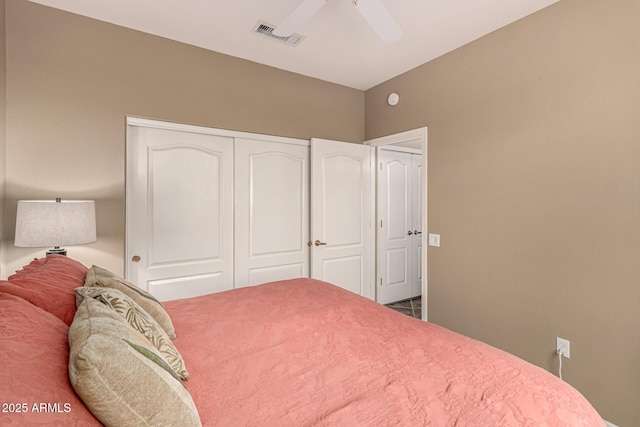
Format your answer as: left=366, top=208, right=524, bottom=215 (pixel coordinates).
left=15, top=199, right=97, bottom=251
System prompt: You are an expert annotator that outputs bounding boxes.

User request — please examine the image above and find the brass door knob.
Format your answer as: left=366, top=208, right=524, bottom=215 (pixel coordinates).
left=314, top=240, right=327, bottom=246
left=131, top=255, right=141, bottom=263
left=408, top=230, right=414, bottom=235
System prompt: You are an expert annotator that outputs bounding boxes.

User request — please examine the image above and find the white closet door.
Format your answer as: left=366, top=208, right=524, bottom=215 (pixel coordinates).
left=310, top=138, right=374, bottom=299
left=234, top=138, right=309, bottom=287
left=377, top=149, right=414, bottom=304
left=126, top=124, right=234, bottom=301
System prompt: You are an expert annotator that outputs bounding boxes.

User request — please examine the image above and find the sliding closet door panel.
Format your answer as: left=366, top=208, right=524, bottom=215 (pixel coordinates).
left=248, top=264, right=305, bottom=287
left=235, top=138, right=309, bottom=288
left=149, top=273, right=222, bottom=302
left=311, top=138, right=374, bottom=299
left=127, top=124, right=234, bottom=301
left=150, top=147, right=221, bottom=263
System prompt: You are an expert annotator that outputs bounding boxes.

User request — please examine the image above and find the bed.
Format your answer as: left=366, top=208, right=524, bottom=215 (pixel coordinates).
left=0, top=255, right=604, bottom=426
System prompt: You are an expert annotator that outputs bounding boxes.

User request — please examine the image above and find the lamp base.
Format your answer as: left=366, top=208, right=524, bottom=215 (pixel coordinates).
left=46, top=247, right=67, bottom=256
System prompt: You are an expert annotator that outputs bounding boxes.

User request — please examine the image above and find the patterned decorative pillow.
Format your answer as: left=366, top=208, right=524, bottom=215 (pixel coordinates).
left=75, top=287, right=189, bottom=380
left=69, top=297, right=201, bottom=427
left=84, top=265, right=176, bottom=339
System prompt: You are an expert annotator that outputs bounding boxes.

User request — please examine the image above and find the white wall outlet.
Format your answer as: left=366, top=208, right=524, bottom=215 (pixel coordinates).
left=556, top=337, right=570, bottom=358
left=428, top=233, right=441, bottom=247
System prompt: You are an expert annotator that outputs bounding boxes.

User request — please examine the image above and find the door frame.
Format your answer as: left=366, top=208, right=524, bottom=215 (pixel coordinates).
left=365, top=127, right=428, bottom=320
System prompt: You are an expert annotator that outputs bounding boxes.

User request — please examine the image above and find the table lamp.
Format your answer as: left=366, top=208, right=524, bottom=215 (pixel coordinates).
left=15, top=198, right=97, bottom=256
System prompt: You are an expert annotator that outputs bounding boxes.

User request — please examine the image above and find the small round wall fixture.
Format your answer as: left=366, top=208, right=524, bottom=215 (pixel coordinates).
left=387, top=92, right=400, bottom=106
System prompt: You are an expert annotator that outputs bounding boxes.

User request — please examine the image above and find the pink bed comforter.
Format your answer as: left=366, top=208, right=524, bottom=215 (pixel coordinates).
left=165, top=278, right=603, bottom=426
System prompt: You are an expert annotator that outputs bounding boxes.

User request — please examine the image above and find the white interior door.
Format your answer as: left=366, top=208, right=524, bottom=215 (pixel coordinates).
left=234, top=138, right=309, bottom=287
left=364, top=127, right=428, bottom=318
left=126, top=122, right=234, bottom=301
left=411, top=154, right=424, bottom=298
left=377, top=149, right=414, bottom=304
left=310, top=138, right=374, bottom=299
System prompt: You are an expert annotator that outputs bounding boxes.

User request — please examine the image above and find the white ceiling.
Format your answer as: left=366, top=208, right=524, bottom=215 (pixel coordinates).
left=30, top=0, right=560, bottom=90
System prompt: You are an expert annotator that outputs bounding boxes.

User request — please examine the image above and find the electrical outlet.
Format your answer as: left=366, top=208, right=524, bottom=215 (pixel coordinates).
left=557, top=337, right=570, bottom=358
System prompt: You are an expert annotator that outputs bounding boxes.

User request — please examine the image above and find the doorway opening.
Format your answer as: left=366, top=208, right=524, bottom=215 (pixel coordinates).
left=365, top=128, right=428, bottom=320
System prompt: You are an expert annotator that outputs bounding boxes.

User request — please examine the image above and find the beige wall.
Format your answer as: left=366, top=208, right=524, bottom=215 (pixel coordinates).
left=0, top=0, right=6, bottom=279
left=366, top=0, right=639, bottom=425
left=2, top=0, right=363, bottom=277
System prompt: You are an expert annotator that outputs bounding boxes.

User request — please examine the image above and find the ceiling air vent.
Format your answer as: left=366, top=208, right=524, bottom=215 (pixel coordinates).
left=252, top=21, right=305, bottom=47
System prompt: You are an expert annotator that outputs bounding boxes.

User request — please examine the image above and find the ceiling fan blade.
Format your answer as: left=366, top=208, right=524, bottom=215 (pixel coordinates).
left=354, top=0, right=403, bottom=43
left=273, top=0, right=327, bottom=37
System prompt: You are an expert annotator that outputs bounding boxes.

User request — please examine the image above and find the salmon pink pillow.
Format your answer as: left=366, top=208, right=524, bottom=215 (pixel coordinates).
left=0, top=292, right=99, bottom=425
left=0, top=255, right=88, bottom=325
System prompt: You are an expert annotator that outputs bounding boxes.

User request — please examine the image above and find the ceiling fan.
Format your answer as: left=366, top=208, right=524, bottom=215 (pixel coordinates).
left=273, top=0, right=403, bottom=44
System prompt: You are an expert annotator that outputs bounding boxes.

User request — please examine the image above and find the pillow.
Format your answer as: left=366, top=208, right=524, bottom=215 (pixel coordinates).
left=75, top=286, right=189, bottom=380
left=84, top=265, right=176, bottom=339
left=68, top=297, right=201, bottom=427
left=0, top=292, right=99, bottom=425
left=0, top=255, right=88, bottom=325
